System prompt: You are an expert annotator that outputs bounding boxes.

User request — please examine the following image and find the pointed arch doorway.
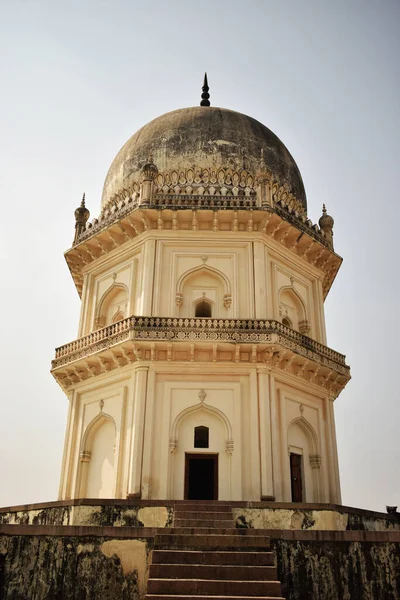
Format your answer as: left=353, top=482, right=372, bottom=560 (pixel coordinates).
left=184, top=453, right=218, bottom=500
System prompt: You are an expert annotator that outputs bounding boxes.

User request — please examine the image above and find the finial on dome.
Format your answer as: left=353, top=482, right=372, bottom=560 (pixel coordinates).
left=200, top=72, right=210, bottom=107
left=73, top=192, right=90, bottom=245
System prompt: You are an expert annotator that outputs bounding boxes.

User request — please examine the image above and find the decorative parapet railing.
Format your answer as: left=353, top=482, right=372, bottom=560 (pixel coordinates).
left=53, top=316, right=349, bottom=374
left=78, top=195, right=141, bottom=243
left=153, top=194, right=257, bottom=209
left=75, top=197, right=330, bottom=251
left=74, top=168, right=328, bottom=248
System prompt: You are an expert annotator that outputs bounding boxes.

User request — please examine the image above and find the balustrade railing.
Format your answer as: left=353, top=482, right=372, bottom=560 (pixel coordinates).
left=54, top=316, right=348, bottom=369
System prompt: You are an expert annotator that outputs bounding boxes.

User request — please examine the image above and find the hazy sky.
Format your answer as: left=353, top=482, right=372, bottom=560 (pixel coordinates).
left=0, top=0, right=399, bottom=512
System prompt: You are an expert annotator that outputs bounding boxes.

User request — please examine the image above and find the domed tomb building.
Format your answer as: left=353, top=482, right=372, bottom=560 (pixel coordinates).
left=54, top=90, right=350, bottom=503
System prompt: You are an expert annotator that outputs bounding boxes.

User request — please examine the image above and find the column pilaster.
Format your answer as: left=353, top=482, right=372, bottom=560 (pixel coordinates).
left=253, top=241, right=267, bottom=319
left=269, top=372, right=282, bottom=500
left=257, top=367, right=274, bottom=499
left=325, top=395, right=342, bottom=504
left=128, top=364, right=149, bottom=497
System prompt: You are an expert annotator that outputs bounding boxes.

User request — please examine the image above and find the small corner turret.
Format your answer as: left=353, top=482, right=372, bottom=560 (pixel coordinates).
left=319, top=204, right=334, bottom=249
left=140, top=155, right=158, bottom=206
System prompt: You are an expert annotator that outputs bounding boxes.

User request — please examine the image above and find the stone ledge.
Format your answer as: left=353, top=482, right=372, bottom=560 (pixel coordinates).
left=0, top=524, right=158, bottom=538
left=1, top=524, right=400, bottom=543
left=0, top=499, right=396, bottom=521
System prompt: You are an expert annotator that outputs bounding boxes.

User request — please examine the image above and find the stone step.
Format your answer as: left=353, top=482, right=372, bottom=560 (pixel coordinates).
left=147, top=578, right=282, bottom=597
left=158, top=528, right=266, bottom=536
left=175, top=504, right=233, bottom=513
left=154, top=534, right=271, bottom=551
left=149, top=564, right=278, bottom=581
left=146, top=596, right=285, bottom=600
left=151, top=550, right=275, bottom=566
left=174, top=519, right=235, bottom=528
left=174, top=512, right=233, bottom=521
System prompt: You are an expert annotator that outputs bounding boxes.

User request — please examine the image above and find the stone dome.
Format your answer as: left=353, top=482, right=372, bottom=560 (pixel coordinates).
left=101, top=106, right=307, bottom=210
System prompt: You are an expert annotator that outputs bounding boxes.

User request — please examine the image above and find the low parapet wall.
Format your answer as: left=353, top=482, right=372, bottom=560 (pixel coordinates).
left=1, top=499, right=399, bottom=531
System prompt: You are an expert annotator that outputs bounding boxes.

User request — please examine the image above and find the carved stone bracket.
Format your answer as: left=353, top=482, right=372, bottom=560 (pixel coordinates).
left=309, top=454, right=322, bottom=469
left=299, top=320, right=311, bottom=335
left=79, top=450, right=91, bottom=463
left=175, top=292, right=183, bottom=308
left=94, top=316, right=106, bottom=330
left=223, top=293, right=232, bottom=309
left=226, top=439, right=234, bottom=455
left=198, top=389, right=207, bottom=402
left=169, top=438, right=178, bottom=454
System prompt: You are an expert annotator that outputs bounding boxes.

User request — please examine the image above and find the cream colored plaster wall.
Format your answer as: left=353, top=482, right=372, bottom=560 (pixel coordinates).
left=266, top=245, right=325, bottom=342
left=153, top=237, right=253, bottom=318
left=273, top=379, right=331, bottom=502
left=78, top=240, right=144, bottom=336
left=59, top=370, right=134, bottom=500
left=60, top=230, right=340, bottom=503
left=147, top=370, right=263, bottom=500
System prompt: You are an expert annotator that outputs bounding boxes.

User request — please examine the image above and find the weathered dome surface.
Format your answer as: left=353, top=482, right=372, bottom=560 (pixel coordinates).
left=101, top=107, right=306, bottom=210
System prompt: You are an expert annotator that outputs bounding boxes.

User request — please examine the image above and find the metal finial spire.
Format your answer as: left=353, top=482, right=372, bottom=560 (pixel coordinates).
left=322, top=203, right=327, bottom=214
left=200, top=72, right=210, bottom=107
left=81, top=192, right=86, bottom=208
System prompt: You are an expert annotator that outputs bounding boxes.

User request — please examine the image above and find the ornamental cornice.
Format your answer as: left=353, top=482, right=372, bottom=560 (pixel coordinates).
left=51, top=316, right=350, bottom=397
left=65, top=205, right=341, bottom=300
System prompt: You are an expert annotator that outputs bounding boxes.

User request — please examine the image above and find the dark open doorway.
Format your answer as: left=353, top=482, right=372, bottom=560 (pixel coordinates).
left=184, top=453, right=218, bottom=500
left=290, top=453, right=303, bottom=502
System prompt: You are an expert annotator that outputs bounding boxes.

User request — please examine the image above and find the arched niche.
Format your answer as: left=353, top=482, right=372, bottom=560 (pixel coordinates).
left=94, top=283, right=128, bottom=329
left=194, top=297, right=213, bottom=318
left=287, top=416, right=321, bottom=502
left=169, top=403, right=234, bottom=500
left=279, top=286, right=309, bottom=334
left=176, top=265, right=232, bottom=318
left=78, top=413, right=116, bottom=498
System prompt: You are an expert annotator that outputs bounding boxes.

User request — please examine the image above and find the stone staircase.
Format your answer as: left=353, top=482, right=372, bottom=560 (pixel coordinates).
left=145, top=502, right=285, bottom=600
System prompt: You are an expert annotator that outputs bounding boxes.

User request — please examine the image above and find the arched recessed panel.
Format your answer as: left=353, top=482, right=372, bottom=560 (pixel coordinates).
left=287, top=417, right=319, bottom=503
left=282, top=316, right=292, bottom=328
left=194, top=425, right=209, bottom=448
left=171, top=405, right=232, bottom=500
left=86, top=419, right=115, bottom=498
left=176, top=265, right=231, bottom=318
left=95, top=283, right=128, bottom=329
left=112, top=310, right=124, bottom=323
left=279, top=288, right=306, bottom=332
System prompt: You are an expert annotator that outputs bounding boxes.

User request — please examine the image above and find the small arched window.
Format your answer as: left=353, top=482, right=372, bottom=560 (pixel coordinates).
left=194, top=426, right=209, bottom=448
left=282, top=317, right=292, bottom=328
left=195, top=301, right=212, bottom=318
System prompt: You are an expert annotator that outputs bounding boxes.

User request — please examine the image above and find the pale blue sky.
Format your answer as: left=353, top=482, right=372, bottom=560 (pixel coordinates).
left=0, top=0, right=399, bottom=511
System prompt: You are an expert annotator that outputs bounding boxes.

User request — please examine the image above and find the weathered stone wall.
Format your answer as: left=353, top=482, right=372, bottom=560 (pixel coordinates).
left=272, top=539, right=400, bottom=600
left=233, top=507, right=400, bottom=531
left=0, top=503, right=172, bottom=528
left=0, top=533, right=151, bottom=600
left=1, top=528, right=399, bottom=600
left=1, top=500, right=399, bottom=531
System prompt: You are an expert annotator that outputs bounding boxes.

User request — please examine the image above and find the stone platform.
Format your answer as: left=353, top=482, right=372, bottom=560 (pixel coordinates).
left=0, top=500, right=399, bottom=600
